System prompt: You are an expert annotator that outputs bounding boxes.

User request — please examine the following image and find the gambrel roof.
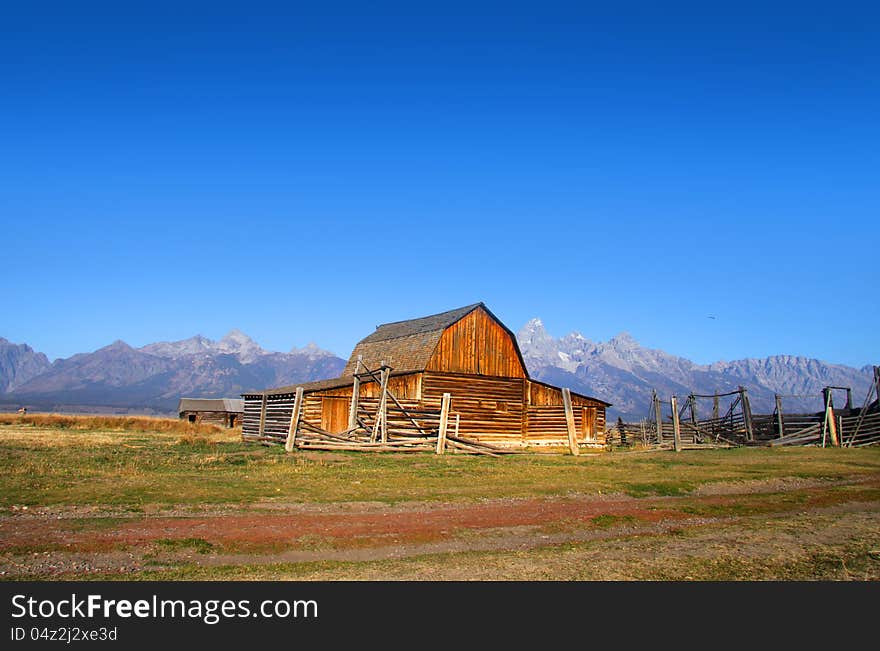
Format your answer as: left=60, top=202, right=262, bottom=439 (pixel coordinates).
left=341, top=303, right=487, bottom=375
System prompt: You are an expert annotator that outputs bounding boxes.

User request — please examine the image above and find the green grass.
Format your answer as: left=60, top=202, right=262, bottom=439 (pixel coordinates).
left=154, top=538, right=214, bottom=554
left=590, top=514, right=639, bottom=528
left=2, top=423, right=880, bottom=508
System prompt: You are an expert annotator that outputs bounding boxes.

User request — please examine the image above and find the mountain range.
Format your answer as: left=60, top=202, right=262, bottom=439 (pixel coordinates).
left=0, top=332, right=345, bottom=415
left=0, top=323, right=874, bottom=418
left=517, top=319, right=875, bottom=418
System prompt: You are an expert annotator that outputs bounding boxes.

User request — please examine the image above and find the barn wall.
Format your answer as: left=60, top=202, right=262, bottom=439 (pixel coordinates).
left=421, top=372, right=525, bottom=445
left=315, top=374, right=421, bottom=401
left=528, top=381, right=607, bottom=408
left=180, top=410, right=239, bottom=427
left=524, top=406, right=605, bottom=443
left=426, top=307, right=526, bottom=378
left=241, top=375, right=425, bottom=440
left=242, top=396, right=263, bottom=439
left=242, top=373, right=608, bottom=447
left=525, top=381, right=606, bottom=443
left=310, top=374, right=423, bottom=434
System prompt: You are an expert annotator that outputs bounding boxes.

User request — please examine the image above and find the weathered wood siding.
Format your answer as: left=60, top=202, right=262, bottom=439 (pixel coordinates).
left=241, top=393, right=294, bottom=442
left=315, top=374, right=421, bottom=401
left=422, top=372, right=525, bottom=444
left=525, top=381, right=606, bottom=443
left=426, top=306, right=526, bottom=378
left=242, top=397, right=263, bottom=439
left=311, top=374, right=422, bottom=434
left=179, top=410, right=239, bottom=428
left=242, top=375, right=425, bottom=439
left=244, top=375, right=607, bottom=446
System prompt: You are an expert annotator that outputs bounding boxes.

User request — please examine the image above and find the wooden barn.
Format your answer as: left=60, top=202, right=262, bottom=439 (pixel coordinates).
left=242, top=304, right=609, bottom=452
left=178, top=398, right=244, bottom=428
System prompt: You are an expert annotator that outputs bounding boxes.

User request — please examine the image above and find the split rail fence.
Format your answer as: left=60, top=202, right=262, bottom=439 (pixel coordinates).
left=606, top=366, right=880, bottom=451
left=243, top=362, right=518, bottom=456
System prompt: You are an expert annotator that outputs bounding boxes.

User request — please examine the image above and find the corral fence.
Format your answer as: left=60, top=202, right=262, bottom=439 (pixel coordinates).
left=606, top=366, right=880, bottom=451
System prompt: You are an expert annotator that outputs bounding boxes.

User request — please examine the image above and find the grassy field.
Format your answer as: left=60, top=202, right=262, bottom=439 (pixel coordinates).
left=1, top=415, right=878, bottom=580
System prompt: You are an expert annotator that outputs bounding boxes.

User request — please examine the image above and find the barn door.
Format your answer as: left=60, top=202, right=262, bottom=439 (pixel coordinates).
left=321, top=397, right=349, bottom=433
left=581, top=407, right=597, bottom=441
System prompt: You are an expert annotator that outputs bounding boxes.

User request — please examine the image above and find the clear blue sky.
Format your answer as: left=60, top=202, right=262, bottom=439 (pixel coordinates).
left=1, top=1, right=877, bottom=366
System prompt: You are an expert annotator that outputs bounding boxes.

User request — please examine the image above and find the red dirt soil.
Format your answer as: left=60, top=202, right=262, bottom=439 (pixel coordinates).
left=1, top=496, right=685, bottom=552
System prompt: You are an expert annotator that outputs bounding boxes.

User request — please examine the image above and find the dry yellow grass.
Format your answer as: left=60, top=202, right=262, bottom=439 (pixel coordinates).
left=0, top=412, right=225, bottom=436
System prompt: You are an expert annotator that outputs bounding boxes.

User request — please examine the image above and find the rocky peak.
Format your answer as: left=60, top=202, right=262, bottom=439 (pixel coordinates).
left=140, top=335, right=213, bottom=358
left=607, top=332, right=638, bottom=350
left=102, top=340, right=135, bottom=353
left=0, top=337, right=51, bottom=392
left=216, top=329, right=264, bottom=363
left=290, top=341, right=334, bottom=359
left=517, top=318, right=550, bottom=345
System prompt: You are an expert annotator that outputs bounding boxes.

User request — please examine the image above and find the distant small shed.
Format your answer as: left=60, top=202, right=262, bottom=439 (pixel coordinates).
left=177, top=398, right=244, bottom=428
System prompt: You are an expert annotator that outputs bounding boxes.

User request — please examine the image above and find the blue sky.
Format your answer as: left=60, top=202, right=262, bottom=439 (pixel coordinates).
left=1, top=1, right=878, bottom=366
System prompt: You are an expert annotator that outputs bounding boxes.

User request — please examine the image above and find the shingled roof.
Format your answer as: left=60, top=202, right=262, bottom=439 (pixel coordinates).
left=340, top=303, right=484, bottom=375
left=245, top=370, right=420, bottom=397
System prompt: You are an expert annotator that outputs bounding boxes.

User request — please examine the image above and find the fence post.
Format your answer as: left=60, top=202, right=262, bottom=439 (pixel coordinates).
left=562, top=388, right=580, bottom=456
left=436, top=392, right=451, bottom=455
left=740, top=387, right=754, bottom=442
left=823, top=389, right=840, bottom=447
left=653, top=391, right=663, bottom=445
left=671, top=396, right=682, bottom=452
left=348, top=356, right=362, bottom=431
left=874, top=366, right=880, bottom=407
left=775, top=394, right=785, bottom=439
left=258, top=393, right=267, bottom=440
left=285, top=387, right=304, bottom=452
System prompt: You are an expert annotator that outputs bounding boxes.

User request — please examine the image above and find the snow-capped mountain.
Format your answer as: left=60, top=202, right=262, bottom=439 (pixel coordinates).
left=517, top=319, right=874, bottom=419
left=0, top=332, right=345, bottom=414
left=141, top=329, right=269, bottom=363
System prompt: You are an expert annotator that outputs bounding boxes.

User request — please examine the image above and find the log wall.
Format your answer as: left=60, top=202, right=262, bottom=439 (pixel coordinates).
left=242, top=375, right=608, bottom=448
left=179, top=410, right=240, bottom=428
left=422, top=372, right=525, bottom=444
left=525, top=380, right=606, bottom=443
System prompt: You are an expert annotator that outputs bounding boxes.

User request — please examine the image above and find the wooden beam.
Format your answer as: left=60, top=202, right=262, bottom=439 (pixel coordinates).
left=258, top=393, right=267, bottom=439
left=671, top=395, right=682, bottom=453
left=562, top=387, right=580, bottom=456
left=436, top=392, right=451, bottom=455
left=371, top=368, right=390, bottom=443
left=348, top=356, right=362, bottom=431
left=775, top=394, right=785, bottom=439
left=823, top=389, right=840, bottom=447
left=358, top=362, right=427, bottom=436
left=875, top=366, right=880, bottom=407
left=285, top=387, right=304, bottom=452
left=688, top=394, right=698, bottom=443
left=740, top=387, right=754, bottom=442
left=653, top=391, right=663, bottom=444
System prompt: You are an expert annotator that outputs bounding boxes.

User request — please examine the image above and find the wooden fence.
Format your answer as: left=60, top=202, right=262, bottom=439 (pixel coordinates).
left=607, top=367, right=880, bottom=451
